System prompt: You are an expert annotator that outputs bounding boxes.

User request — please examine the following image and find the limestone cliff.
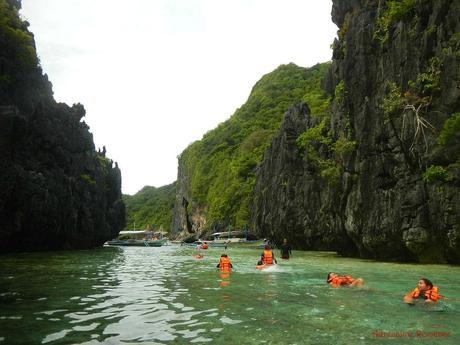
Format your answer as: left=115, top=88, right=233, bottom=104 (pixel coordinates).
left=252, top=0, right=460, bottom=263
left=171, top=63, right=330, bottom=239
left=0, top=0, right=125, bottom=252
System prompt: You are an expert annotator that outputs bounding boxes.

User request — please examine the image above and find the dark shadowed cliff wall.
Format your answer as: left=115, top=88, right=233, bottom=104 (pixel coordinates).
left=0, top=0, right=125, bottom=252
left=252, top=0, right=460, bottom=263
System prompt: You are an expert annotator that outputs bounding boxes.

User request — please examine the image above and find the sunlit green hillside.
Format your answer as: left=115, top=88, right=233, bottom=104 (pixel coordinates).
left=179, top=62, right=331, bottom=229
left=123, top=183, right=176, bottom=231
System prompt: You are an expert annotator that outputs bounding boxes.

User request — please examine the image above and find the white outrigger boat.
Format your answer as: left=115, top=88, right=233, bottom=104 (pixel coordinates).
left=106, top=230, right=168, bottom=247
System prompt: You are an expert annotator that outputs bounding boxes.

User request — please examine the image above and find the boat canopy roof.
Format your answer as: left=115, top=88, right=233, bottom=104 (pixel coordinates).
left=119, top=230, right=149, bottom=235
left=211, top=231, right=245, bottom=237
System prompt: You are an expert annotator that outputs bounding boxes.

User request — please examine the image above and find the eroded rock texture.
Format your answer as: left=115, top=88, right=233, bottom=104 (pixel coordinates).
left=252, top=0, right=460, bottom=263
left=0, top=0, right=125, bottom=252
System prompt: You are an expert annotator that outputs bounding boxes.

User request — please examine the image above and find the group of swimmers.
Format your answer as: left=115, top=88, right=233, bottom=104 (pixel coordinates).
left=214, top=244, right=281, bottom=270
left=212, top=241, right=441, bottom=304
left=326, top=274, right=440, bottom=303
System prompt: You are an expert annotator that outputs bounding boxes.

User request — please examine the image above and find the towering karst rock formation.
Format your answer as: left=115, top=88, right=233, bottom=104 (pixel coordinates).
left=0, top=0, right=125, bottom=252
left=252, top=0, right=460, bottom=263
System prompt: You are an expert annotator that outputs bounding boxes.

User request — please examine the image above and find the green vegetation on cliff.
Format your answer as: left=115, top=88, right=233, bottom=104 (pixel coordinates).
left=0, top=0, right=40, bottom=103
left=0, top=0, right=37, bottom=70
left=124, top=183, right=176, bottom=232
left=0, top=0, right=52, bottom=112
left=374, top=0, right=416, bottom=44
left=179, top=63, right=330, bottom=229
left=381, top=53, right=459, bottom=183
left=439, top=112, right=460, bottom=147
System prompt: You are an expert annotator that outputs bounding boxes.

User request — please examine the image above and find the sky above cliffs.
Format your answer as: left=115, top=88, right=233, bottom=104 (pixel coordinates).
left=21, top=0, right=337, bottom=195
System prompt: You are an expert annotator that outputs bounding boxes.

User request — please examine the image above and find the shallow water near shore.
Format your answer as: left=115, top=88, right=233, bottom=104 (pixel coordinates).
left=0, top=245, right=459, bottom=344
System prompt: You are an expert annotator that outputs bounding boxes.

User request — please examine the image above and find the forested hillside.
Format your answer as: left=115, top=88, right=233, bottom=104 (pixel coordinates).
left=123, top=183, right=176, bottom=232
left=172, top=63, right=331, bottom=236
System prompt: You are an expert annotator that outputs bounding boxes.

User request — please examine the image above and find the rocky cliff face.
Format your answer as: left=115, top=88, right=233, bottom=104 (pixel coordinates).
left=171, top=157, right=206, bottom=239
left=0, top=0, right=125, bottom=252
left=252, top=103, right=359, bottom=255
left=171, top=63, right=331, bottom=240
left=252, top=0, right=460, bottom=263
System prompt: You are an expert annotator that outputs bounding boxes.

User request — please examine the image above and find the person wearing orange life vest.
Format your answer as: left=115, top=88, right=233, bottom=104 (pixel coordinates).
left=257, top=245, right=277, bottom=265
left=404, top=278, right=439, bottom=304
left=326, top=272, right=364, bottom=288
left=216, top=254, right=233, bottom=272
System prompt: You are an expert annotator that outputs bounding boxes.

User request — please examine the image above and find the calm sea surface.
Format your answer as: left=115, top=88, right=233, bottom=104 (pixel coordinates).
left=0, top=245, right=459, bottom=345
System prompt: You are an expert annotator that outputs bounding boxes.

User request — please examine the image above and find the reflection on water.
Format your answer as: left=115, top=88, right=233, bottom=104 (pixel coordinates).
left=219, top=272, right=230, bottom=288
left=0, top=246, right=459, bottom=344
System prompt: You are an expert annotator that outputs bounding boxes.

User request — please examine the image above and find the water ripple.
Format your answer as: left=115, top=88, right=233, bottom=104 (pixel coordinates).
left=1, top=246, right=460, bottom=344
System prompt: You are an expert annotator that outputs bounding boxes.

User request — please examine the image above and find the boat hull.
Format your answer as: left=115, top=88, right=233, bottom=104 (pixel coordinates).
left=106, top=240, right=163, bottom=247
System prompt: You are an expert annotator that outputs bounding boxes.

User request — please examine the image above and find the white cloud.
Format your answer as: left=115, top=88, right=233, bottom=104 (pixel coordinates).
left=21, top=0, right=337, bottom=194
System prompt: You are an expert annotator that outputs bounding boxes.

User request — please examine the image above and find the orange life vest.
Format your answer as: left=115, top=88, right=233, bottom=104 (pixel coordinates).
left=329, top=275, right=354, bottom=286
left=202, top=243, right=209, bottom=249
left=410, top=286, right=439, bottom=302
left=219, top=257, right=232, bottom=272
left=262, top=250, right=274, bottom=265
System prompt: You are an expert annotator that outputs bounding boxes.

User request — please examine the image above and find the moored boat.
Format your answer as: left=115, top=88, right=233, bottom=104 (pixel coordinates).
left=228, top=239, right=268, bottom=249
left=106, top=239, right=164, bottom=247
left=180, top=240, right=228, bottom=248
left=105, top=231, right=168, bottom=247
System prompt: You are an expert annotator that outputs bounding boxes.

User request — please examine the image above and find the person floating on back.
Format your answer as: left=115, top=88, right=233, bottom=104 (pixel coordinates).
left=280, top=238, right=292, bottom=260
left=403, top=278, right=439, bottom=304
left=194, top=242, right=204, bottom=259
left=326, top=272, right=364, bottom=288
left=216, top=254, right=233, bottom=272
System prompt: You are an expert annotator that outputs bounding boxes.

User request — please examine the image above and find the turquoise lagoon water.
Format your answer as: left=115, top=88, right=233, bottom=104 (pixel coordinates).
left=0, top=245, right=459, bottom=345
